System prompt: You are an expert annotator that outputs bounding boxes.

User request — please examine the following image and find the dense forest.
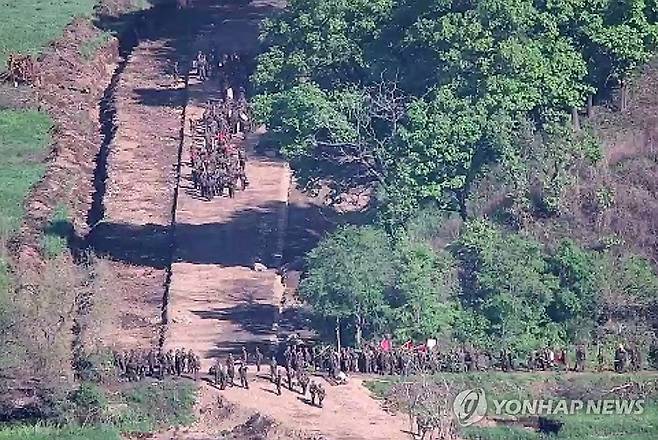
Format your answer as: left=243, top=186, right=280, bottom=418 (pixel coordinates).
left=253, top=0, right=658, bottom=353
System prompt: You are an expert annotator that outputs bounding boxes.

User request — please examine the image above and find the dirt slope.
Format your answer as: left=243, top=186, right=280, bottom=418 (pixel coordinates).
left=160, top=2, right=410, bottom=439
left=94, top=23, right=189, bottom=349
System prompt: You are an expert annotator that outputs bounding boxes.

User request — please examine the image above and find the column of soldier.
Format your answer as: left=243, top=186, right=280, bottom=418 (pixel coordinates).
left=112, top=348, right=201, bottom=382
left=189, top=50, right=251, bottom=200
left=111, top=342, right=647, bottom=407
left=320, top=342, right=648, bottom=375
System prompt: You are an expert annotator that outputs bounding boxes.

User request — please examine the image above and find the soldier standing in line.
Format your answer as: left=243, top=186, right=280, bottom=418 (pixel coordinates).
left=317, top=383, right=326, bottom=408
left=635, top=345, right=643, bottom=371
left=157, top=351, right=166, bottom=379
left=113, top=350, right=124, bottom=377
left=309, top=381, right=317, bottom=405
left=575, top=345, right=586, bottom=372
left=255, top=347, right=263, bottom=373
left=286, top=365, right=294, bottom=391
left=212, top=358, right=222, bottom=387
left=175, top=349, right=183, bottom=376
left=275, top=369, right=283, bottom=395
left=239, top=363, right=249, bottom=389
left=166, top=349, right=175, bottom=375
left=226, top=354, right=236, bottom=387
left=597, top=344, right=605, bottom=372
left=147, top=350, right=157, bottom=377
left=629, top=344, right=641, bottom=371
left=299, top=372, right=310, bottom=396
left=186, top=350, right=195, bottom=376
left=614, top=344, right=627, bottom=373
left=269, top=356, right=278, bottom=382
left=241, top=346, right=248, bottom=364
left=364, top=349, right=371, bottom=374
left=191, top=352, right=200, bottom=381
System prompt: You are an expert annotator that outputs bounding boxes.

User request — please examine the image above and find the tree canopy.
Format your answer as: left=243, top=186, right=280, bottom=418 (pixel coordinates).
left=253, top=0, right=658, bottom=225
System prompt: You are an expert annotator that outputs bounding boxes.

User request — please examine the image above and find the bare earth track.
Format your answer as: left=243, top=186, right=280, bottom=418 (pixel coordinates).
left=93, top=15, right=190, bottom=348
left=95, top=1, right=408, bottom=438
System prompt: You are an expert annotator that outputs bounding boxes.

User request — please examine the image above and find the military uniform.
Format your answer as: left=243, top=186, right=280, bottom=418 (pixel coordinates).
left=239, top=364, right=249, bottom=389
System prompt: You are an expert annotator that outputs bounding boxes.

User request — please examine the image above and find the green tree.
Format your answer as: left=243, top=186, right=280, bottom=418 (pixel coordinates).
left=452, top=220, right=560, bottom=350
left=299, top=225, right=395, bottom=346
left=389, top=240, right=460, bottom=341
left=253, top=0, right=394, bottom=92
left=546, top=240, right=603, bottom=339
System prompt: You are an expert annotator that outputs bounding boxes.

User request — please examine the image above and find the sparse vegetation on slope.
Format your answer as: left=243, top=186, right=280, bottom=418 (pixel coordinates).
left=368, top=372, right=658, bottom=440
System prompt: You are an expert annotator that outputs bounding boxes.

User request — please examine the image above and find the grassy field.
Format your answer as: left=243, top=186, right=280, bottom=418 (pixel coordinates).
left=367, top=372, right=658, bottom=440
left=0, top=108, right=52, bottom=375
left=0, top=0, right=99, bottom=68
left=0, top=109, right=52, bottom=234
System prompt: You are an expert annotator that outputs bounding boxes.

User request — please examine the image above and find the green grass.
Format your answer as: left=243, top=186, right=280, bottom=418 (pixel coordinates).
left=0, top=0, right=99, bottom=68
left=79, top=31, right=112, bottom=60
left=461, top=403, right=658, bottom=440
left=0, top=425, right=120, bottom=440
left=0, top=109, right=52, bottom=234
left=0, top=109, right=51, bottom=309
left=40, top=204, right=71, bottom=258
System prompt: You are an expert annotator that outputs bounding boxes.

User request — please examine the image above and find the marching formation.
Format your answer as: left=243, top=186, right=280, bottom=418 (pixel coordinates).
left=207, top=346, right=328, bottom=408
left=112, top=348, right=201, bottom=382
left=189, top=51, right=252, bottom=200
left=309, top=341, right=650, bottom=377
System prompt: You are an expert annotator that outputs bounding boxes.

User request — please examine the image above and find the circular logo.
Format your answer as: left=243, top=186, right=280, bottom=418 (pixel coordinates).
left=453, top=388, right=487, bottom=426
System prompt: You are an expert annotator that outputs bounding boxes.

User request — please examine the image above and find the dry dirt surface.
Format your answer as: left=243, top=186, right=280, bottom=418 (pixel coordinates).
left=160, top=2, right=410, bottom=439
left=15, top=17, right=121, bottom=264
left=164, top=0, right=290, bottom=373
left=91, top=6, right=192, bottom=349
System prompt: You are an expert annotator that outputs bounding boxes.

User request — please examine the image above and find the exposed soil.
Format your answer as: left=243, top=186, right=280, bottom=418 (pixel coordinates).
left=7, top=0, right=414, bottom=437
left=88, top=2, right=198, bottom=349
left=164, top=0, right=289, bottom=371
left=15, top=16, right=122, bottom=264
left=158, top=2, right=409, bottom=439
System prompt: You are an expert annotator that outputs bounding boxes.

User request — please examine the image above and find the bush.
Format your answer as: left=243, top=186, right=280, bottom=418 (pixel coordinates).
left=69, top=383, right=108, bottom=424
left=111, top=380, right=196, bottom=433
left=0, top=425, right=120, bottom=440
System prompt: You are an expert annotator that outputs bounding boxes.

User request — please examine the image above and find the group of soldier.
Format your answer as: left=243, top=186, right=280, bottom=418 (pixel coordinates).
left=209, top=346, right=327, bottom=408
left=110, top=340, right=650, bottom=419
left=192, top=49, right=250, bottom=87
left=276, top=341, right=649, bottom=379
left=189, top=51, right=252, bottom=200
left=112, top=348, right=201, bottom=382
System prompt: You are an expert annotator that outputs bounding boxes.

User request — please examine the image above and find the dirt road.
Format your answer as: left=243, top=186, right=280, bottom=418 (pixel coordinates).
left=93, top=16, right=189, bottom=348
left=95, top=1, right=409, bottom=438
